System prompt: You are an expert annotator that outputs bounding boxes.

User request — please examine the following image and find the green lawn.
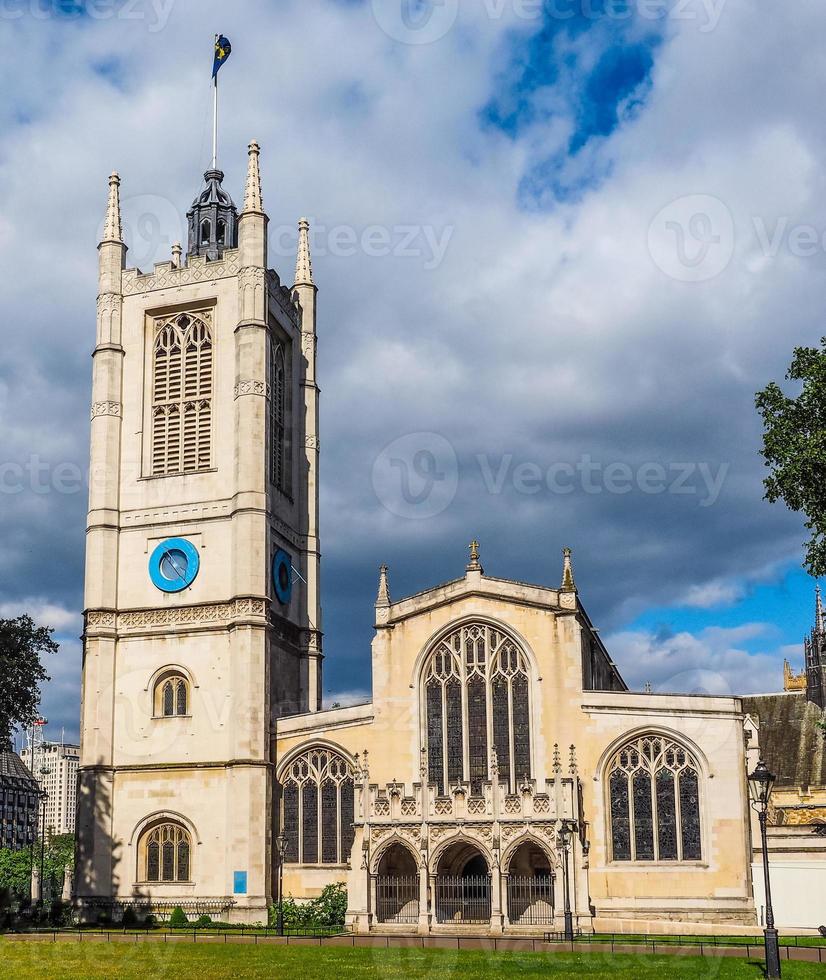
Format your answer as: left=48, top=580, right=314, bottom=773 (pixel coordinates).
left=1, top=943, right=824, bottom=980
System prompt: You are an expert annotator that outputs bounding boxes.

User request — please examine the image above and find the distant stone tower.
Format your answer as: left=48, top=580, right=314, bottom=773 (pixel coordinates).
left=804, top=586, right=826, bottom=709
left=76, top=145, right=322, bottom=921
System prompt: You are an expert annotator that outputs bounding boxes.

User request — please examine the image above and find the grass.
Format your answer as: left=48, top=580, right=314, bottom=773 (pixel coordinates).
left=1, top=942, right=825, bottom=979
left=583, top=933, right=826, bottom=948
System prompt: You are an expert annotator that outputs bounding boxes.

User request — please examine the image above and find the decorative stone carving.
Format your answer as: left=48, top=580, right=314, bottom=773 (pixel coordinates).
left=86, top=611, right=116, bottom=629
left=122, top=252, right=241, bottom=295
left=91, top=401, right=122, bottom=419
left=234, top=380, right=268, bottom=399
left=119, top=598, right=266, bottom=632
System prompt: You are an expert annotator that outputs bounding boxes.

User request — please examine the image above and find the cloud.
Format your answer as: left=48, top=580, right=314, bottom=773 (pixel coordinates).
left=0, top=2, right=822, bottom=729
left=606, top=623, right=788, bottom=696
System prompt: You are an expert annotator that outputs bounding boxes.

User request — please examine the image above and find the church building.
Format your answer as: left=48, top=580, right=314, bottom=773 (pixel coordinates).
left=76, top=145, right=762, bottom=934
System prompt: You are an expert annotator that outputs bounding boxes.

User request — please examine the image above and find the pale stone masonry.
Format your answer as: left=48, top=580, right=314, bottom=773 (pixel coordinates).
left=78, top=143, right=761, bottom=933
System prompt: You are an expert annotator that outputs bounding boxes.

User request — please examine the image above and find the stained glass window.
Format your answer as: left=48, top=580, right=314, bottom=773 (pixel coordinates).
left=280, top=748, right=356, bottom=865
left=156, top=675, right=189, bottom=717
left=423, top=622, right=532, bottom=794
left=144, top=823, right=190, bottom=882
left=175, top=679, right=187, bottom=716
left=607, top=734, right=702, bottom=862
left=609, top=770, right=631, bottom=861
left=301, top=782, right=318, bottom=864
left=680, top=768, right=702, bottom=861
left=162, top=681, right=174, bottom=717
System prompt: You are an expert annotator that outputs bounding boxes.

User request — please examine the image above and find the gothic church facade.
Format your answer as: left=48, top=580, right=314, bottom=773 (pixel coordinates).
left=77, top=147, right=759, bottom=934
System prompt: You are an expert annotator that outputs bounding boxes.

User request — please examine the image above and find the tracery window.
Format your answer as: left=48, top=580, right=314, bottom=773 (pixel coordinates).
left=281, top=748, right=355, bottom=865
left=154, top=674, right=189, bottom=717
left=142, top=822, right=191, bottom=882
left=151, top=312, right=213, bottom=476
left=607, top=734, right=702, bottom=862
left=270, top=341, right=287, bottom=492
left=423, top=622, right=532, bottom=795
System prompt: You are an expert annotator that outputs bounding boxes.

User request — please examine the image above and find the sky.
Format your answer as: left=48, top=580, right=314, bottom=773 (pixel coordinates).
left=1, top=0, right=824, bottom=745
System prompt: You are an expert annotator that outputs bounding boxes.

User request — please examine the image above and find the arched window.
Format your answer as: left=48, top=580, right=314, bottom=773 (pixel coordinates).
left=216, top=219, right=226, bottom=246
left=280, top=748, right=355, bottom=865
left=141, top=822, right=192, bottom=882
left=153, top=674, right=189, bottom=718
left=151, top=312, right=213, bottom=475
left=270, top=342, right=287, bottom=491
left=423, top=622, right=531, bottom=795
left=200, top=219, right=211, bottom=245
left=606, top=733, right=702, bottom=862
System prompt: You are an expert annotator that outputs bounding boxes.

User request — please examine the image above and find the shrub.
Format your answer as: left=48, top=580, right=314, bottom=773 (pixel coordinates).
left=269, top=883, right=346, bottom=931
left=121, top=906, right=138, bottom=928
left=169, top=906, right=188, bottom=929
left=194, top=914, right=212, bottom=928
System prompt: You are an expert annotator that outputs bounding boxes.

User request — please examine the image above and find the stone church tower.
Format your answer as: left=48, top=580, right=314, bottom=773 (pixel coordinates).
left=76, top=145, right=321, bottom=920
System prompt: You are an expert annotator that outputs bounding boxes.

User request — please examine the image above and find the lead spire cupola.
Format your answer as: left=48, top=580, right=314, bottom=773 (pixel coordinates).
left=186, top=168, right=238, bottom=261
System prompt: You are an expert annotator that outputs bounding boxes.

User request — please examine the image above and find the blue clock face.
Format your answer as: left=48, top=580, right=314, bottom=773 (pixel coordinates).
left=149, top=538, right=200, bottom=593
left=272, top=549, right=293, bottom=605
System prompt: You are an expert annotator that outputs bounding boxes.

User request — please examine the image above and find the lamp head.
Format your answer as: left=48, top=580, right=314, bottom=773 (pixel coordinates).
left=748, top=758, right=776, bottom=810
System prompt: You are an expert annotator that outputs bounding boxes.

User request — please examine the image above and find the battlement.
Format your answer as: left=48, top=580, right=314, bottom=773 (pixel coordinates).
left=121, top=248, right=242, bottom=296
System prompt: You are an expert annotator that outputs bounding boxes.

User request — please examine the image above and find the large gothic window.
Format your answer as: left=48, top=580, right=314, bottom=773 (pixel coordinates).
left=270, top=341, right=287, bottom=492
left=423, top=623, right=532, bottom=795
left=281, top=748, right=355, bottom=865
left=151, top=312, right=213, bottom=476
left=142, top=822, right=192, bottom=882
left=607, top=734, right=702, bottom=862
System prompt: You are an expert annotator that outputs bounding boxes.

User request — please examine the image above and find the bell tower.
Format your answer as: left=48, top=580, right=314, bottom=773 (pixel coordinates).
left=76, top=142, right=322, bottom=922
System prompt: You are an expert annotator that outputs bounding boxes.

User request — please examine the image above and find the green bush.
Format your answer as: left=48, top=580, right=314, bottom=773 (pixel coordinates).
left=194, top=913, right=212, bottom=928
left=169, top=906, right=189, bottom=929
left=121, top=906, right=138, bottom=928
left=269, top=883, right=346, bottom=931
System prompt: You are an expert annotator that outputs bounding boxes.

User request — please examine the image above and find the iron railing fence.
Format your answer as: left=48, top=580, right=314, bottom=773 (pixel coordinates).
left=375, top=876, right=420, bottom=924
left=507, top=875, right=554, bottom=926
left=435, top=875, right=491, bottom=925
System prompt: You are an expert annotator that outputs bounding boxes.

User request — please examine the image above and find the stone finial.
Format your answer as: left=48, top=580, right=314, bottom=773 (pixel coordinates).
left=171, top=242, right=182, bottom=269
left=561, top=547, right=577, bottom=592
left=420, top=746, right=428, bottom=783
left=553, top=743, right=562, bottom=775
left=569, top=744, right=578, bottom=776
left=294, top=217, right=314, bottom=287
left=101, top=171, right=122, bottom=244
left=490, top=745, right=499, bottom=779
left=376, top=564, right=391, bottom=608
left=817, top=585, right=824, bottom=634
left=242, top=140, right=264, bottom=214
left=466, top=539, right=483, bottom=573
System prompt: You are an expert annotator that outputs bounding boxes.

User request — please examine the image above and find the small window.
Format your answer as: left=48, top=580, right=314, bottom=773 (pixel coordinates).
left=217, top=219, right=226, bottom=246
left=154, top=674, right=189, bottom=717
left=200, top=219, right=211, bottom=245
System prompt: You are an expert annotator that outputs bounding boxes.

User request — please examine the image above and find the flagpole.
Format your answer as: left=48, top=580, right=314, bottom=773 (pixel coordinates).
left=212, top=74, right=218, bottom=170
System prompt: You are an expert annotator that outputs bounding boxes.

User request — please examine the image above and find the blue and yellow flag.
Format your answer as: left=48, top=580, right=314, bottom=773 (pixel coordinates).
left=213, top=35, right=232, bottom=78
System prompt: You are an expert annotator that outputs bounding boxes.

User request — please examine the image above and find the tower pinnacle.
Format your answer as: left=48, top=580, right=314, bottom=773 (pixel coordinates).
left=101, top=172, right=122, bottom=245
left=376, top=565, right=391, bottom=608
left=242, top=140, right=264, bottom=214
left=294, top=218, right=314, bottom=287
left=561, top=547, right=577, bottom=592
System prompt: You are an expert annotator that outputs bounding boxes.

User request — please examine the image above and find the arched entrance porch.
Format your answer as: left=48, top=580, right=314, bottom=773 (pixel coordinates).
left=375, top=842, right=420, bottom=925
left=505, top=840, right=555, bottom=927
left=434, top=841, right=491, bottom=925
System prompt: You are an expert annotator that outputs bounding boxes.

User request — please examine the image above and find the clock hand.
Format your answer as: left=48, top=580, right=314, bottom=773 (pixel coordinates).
left=165, top=552, right=188, bottom=581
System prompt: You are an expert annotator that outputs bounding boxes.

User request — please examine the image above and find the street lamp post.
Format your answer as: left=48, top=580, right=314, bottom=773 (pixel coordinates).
left=557, top=819, right=576, bottom=942
left=275, top=832, right=287, bottom=936
left=748, top=759, right=781, bottom=979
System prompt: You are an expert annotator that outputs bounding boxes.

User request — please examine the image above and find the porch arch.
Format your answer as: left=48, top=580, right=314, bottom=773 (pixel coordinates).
left=374, top=840, right=421, bottom=926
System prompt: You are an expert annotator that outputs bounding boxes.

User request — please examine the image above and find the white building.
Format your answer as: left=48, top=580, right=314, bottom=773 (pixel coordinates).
left=21, top=741, right=80, bottom=836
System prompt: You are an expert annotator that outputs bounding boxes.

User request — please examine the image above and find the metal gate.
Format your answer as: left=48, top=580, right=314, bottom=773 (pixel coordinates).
left=507, top=874, right=555, bottom=925
left=435, top=875, right=491, bottom=924
left=376, top=875, right=420, bottom=924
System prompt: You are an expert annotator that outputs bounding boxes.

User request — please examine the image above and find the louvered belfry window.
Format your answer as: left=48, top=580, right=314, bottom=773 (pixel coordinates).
left=607, top=734, right=702, bottom=862
left=270, top=342, right=286, bottom=491
left=152, top=312, right=213, bottom=475
left=280, top=748, right=356, bottom=865
left=423, top=623, right=532, bottom=796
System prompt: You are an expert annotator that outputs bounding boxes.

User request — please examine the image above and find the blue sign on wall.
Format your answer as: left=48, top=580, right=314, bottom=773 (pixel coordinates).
left=233, top=871, right=247, bottom=895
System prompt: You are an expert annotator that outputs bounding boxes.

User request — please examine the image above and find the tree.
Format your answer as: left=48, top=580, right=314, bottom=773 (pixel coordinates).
left=756, top=339, right=826, bottom=577
left=0, top=616, right=57, bottom=743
